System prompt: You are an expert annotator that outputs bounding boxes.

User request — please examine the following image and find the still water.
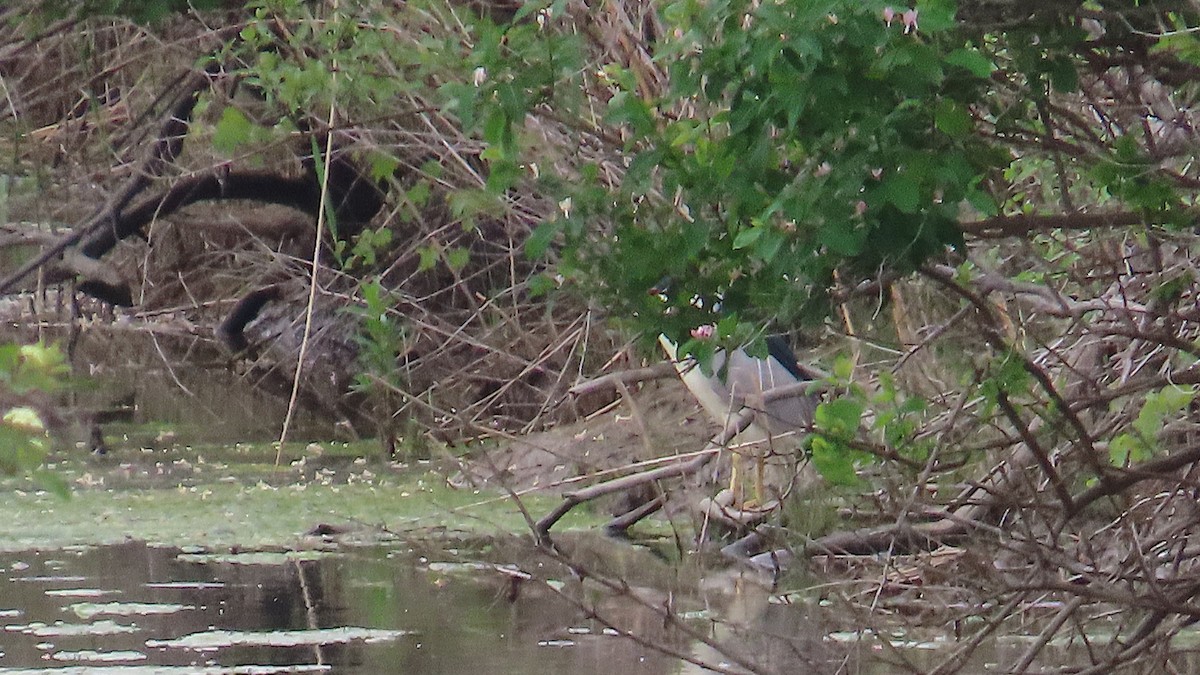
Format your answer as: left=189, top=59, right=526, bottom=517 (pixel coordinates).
left=0, top=537, right=839, bottom=674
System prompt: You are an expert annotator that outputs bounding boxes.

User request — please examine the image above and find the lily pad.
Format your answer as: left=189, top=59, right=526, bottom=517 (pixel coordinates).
left=147, top=626, right=413, bottom=649
left=68, top=602, right=192, bottom=619
left=50, top=649, right=148, bottom=662
left=6, top=619, right=139, bottom=636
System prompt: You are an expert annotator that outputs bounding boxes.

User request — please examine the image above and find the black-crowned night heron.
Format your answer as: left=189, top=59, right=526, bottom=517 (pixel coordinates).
left=651, top=280, right=819, bottom=516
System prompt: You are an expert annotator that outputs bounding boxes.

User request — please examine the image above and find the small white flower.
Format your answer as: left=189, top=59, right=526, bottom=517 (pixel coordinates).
left=558, top=197, right=573, bottom=219
left=472, top=67, right=487, bottom=87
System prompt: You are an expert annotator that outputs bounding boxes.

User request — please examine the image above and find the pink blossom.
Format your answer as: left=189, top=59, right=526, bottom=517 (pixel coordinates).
left=854, top=200, right=868, bottom=216
left=882, top=7, right=896, bottom=26
left=902, top=8, right=918, bottom=34
left=690, top=324, right=716, bottom=340
left=871, top=167, right=883, bottom=180
left=815, top=161, right=833, bottom=177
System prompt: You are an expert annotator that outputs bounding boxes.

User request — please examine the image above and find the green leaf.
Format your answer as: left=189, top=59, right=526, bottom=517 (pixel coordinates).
left=815, top=399, right=864, bottom=438
left=406, top=181, right=431, bottom=208
left=1108, top=433, right=1147, bottom=466
left=511, top=1, right=547, bottom=22
left=1153, top=31, right=1200, bottom=65
left=754, top=226, right=785, bottom=262
left=439, top=82, right=479, bottom=130
left=525, top=221, right=560, bottom=259
left=818, top=222, right=865, bottom=256
left=884, top=174, right=921, bottom=213
left=1046, top=56, right=1079, bottom=93
left=485, top=158, right=522, bottom=193
left=832, top=354, right=855, bottom=380
left=1133, top=385, right=1197, bottom=441
left=965, top=188, right=998, bottom=217
left=624, top=149, right=663, bottom=191
left=989, top=353, right=1031, bottom=396
left=483, top=109, right=513, bottom=153
left=935, top=99, right=972, bottom=138
left=212, top=107, right=253, bottom=155
left=810, top=437, right=861, bottom=487
left=732, top=225, right=763, bottom=250
left=606, top=91, right=655, bottom=137
left=528, top=272, right=558, bottom=298
left=914, top=0, right=956, bottom=34
left=944, top=48, right=994, bottom=78
left=368, top=153, right=400, bottom=182
left=446, top=247, right=471, bottom=272
left=417, top=246, right=438, bottom=272
left=448, top=189, right=500, bottom=225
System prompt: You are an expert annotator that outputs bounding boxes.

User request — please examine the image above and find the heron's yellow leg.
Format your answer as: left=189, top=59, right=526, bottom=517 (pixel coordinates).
left=729, top=450, right=743, bottom=506
left=729, top=447, right=771, bottom=510
left=755, top=450, right=765, bottom=507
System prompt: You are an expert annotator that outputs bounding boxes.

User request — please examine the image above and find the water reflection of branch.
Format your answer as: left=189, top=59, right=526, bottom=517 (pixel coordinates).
left=533, top=546, right=766, bottom=675
left=294, top=558, right=325, bottom=668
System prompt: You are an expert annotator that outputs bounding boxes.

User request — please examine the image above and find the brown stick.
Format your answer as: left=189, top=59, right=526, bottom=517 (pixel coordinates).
left=604, top=495, right=666, bottom=535
left=565, top=362, right=677, bottom=399
left=1066, top=442, right=1200, bottom=519
left=958, top=210, right=1146, bottom=239
left=995, top=392, right=1075, bottom=513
